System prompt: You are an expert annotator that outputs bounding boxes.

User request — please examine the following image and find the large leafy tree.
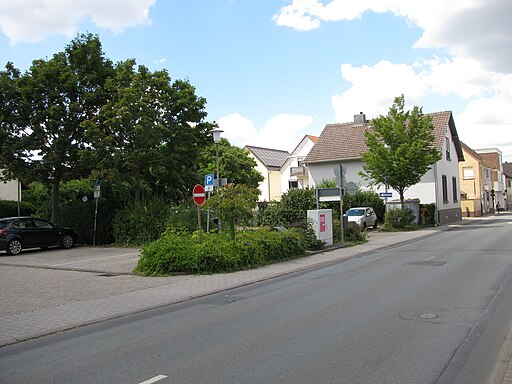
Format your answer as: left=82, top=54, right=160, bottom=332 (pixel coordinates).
left=0, top=34, right=114, bottom=223
left=197, top=138, right=264, bottom=189
left=84, top=60, right=213, bottom=202
left=360, top=95, right=442, bottom=208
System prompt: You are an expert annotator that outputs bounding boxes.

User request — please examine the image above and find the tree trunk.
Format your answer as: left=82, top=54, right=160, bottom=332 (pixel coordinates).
left=51, top=177, right=60, bottom=224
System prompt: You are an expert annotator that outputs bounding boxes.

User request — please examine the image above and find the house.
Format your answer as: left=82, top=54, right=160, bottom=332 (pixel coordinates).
left=503, top=162, right=512, bottom=210
left=304, top=111, right=464, bottom=225
left=474, top=148, right=506, bottom=212
left=280, top=135, right=318, bottom=194
left=459, top=142, right=495, bottom=216
left=245, top=145, right=290, bottom=202
left=0, top=173, right=19, bottom=202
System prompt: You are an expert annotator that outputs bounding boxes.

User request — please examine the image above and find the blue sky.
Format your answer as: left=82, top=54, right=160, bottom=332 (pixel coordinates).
left=1, top=0, right=511, bottom=162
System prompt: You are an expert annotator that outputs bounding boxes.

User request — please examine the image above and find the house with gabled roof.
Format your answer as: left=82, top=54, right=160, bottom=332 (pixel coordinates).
left=503, top=162, right=512, bottom=210
left=245, top=145, right=290, bottom=202
left=280, top=135, right=318, bottom=194
left=474, top=148, right=506, bottom=212
left=304, top=111, right=464, bottom=225
left=459, top=142, right=495, bottom=216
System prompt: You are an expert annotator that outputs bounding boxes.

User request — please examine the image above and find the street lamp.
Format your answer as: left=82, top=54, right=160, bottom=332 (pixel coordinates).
left=211, top=128, right=223, bottom=231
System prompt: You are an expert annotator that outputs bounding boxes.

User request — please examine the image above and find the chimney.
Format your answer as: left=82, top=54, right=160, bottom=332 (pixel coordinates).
left=354, top=112, right=366, bottom=124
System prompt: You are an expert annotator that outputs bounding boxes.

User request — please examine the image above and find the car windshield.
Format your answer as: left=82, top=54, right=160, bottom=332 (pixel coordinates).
left=346, top=209, right=365, bottom=216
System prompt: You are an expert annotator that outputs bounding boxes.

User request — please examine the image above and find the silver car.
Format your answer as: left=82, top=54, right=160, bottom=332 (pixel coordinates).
left=345, top=207, right=378, bottom=230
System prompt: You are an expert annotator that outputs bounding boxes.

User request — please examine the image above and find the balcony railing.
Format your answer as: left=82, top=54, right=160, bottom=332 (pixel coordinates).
left=290, top=166, right=308, bottom=176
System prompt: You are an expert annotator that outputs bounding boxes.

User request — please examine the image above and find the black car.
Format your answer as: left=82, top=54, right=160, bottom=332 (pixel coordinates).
left=0, top=217, right=78, bottom=255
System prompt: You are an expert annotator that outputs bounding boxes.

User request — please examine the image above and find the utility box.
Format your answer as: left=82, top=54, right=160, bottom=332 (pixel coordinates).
left=307, top=209, right=333, bottom=245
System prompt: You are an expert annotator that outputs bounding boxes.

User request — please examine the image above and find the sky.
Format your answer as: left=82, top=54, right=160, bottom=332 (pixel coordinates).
left=1, top=0, right=512, bottom=162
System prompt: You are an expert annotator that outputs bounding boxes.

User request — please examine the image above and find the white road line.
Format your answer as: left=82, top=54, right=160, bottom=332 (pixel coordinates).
left=52, top=253, right=140, bottom=266
left=138, top=375, right=168, bottom=384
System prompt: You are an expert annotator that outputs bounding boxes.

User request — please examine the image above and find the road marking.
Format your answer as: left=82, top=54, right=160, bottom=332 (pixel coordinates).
left=52, top=253, right=140, bottom=266
left=138, top=375, right=168, bottom=384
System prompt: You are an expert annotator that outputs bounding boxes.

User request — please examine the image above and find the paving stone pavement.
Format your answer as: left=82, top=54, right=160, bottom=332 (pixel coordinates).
left=1, top=220, right=511, bottom=384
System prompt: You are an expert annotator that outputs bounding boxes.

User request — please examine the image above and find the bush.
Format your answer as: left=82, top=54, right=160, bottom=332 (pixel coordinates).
left=0, top=200, right=35, bottom=217
left=420, top=203, right=437, bottom=226
left=112, top=196, right=172, bottom=245
left=344, top=222, right=367, bottom=243
left=136, top=228, right=307, bottom=275
left=383, top=208, right=416, bottom=230
left=279, top=188, right=317, bottom=225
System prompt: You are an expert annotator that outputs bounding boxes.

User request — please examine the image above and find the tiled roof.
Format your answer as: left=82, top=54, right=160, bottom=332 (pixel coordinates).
left=305, top=111, right=463, bottom=163
left=245, top=145, right=290, bottom=171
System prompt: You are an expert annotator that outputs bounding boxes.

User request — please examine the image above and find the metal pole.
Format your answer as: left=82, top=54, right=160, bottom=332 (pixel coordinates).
left=215, top=141, right=221, bottom=231
left=197, top=205, right=202, bottom=242
left=340, top=187, right=344, bottom=244
left=93, top=197, right=99, bottom=246
left=17, top=178, right=21, bottom=217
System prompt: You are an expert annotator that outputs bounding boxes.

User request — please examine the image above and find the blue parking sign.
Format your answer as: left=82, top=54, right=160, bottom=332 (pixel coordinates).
left=205, top=174, right=214, bottom=186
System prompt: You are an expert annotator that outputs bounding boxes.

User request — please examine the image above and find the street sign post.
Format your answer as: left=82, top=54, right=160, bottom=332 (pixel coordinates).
left=379, top=192, right=393, bottom=198
left=193, top=184, right=206, bottom=242
left=193, top=184, right=206, bottom=206
left=93, top=180, right=101, bottom=246
left=204, top=174, right=214, bottom=192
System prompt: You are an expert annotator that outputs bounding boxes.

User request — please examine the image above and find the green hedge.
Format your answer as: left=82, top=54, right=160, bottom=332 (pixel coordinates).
left=0, top=200, right=35, bottom=217
left=135, top=228, right=307, bottom=275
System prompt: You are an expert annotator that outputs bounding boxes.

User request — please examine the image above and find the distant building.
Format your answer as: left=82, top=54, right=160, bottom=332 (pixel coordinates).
left=0, top=172, right=19, bottom=202
left=458, top=142, right=495, bottom=216
left=474, top=148, right=505, bottom=212
left=304, top=111, right=464, bottom=225
left=280, top=135, right=318, bottom=194
left=245, top=146, right=290, bottom=202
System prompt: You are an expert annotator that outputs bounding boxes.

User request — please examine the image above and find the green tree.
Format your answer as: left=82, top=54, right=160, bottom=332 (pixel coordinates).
left=84, top=60, right=213, bottom=202
left=198, top=138, right=263, bottom=189
left=204, top=183, right=260, bottom=240
left=360, top=95, right=441, bottom=208
left=0, top=34, right=114, bottom=223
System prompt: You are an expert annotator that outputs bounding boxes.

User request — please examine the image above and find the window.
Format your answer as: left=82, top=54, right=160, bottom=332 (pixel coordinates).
left=484, top=168, right=491, bottom=179
left=442, top=175, right=448, bottom=203
left=289, top=180, right=299, bottom=189
left=462, top=167, right=474, bottom=179
left=445, top=137, right=451, bottom=160
left=452, top=177, right=458, bottom=202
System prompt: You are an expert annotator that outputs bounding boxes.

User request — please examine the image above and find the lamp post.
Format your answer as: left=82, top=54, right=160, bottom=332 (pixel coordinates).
left=211, top=128, right=223, bottom=231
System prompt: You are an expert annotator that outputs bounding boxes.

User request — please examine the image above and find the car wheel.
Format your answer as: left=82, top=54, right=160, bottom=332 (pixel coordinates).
left=362, top=222, right=367, bottom=231
left=61, top=234, right=74, bottom=249
left=7, top=239, right=22, bottom=255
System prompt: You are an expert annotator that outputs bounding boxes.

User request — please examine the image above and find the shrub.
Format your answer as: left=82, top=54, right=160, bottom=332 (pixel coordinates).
left=0, top=200, right=35, bottom=217
left=383, top=208, right=416, bottom=230
left=112, top=196, right=172, bottom=245
left=136, top=228, right=307, bottom=275
left=420, top=203, right=437, bottom=226
left=279, top=188, right=316, bottom=225
left=344, top=222, right=367, bottom=243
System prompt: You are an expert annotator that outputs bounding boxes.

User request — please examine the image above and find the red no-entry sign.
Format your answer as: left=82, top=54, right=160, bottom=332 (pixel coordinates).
left=193, top=184, right=206, bottom=206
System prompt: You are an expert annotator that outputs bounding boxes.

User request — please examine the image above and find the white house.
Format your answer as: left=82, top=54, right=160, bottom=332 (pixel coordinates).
left=304, top=111, right=464, bottom=225
left=245, top=145, right=290, bottom=202
left=280, top=135, right=318, bottom=194
left=0, top=175, right=19, bottom=202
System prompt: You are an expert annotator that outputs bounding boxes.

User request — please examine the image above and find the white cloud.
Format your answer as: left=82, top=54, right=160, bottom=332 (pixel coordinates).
left=218, top=113, right=314, bottom=152
left=0, top=0, right=156, bottom=44
left=273, top=0, right=512, bottom=75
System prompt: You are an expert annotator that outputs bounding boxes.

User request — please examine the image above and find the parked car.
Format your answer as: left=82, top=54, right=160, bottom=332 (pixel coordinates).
left=345, top=207, right=378, bottom=230
left=0, top=217, right=78, bottom=256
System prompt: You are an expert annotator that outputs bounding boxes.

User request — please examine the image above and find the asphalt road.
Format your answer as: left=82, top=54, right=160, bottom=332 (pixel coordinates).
left=1, top=217, right=512, bottom=383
